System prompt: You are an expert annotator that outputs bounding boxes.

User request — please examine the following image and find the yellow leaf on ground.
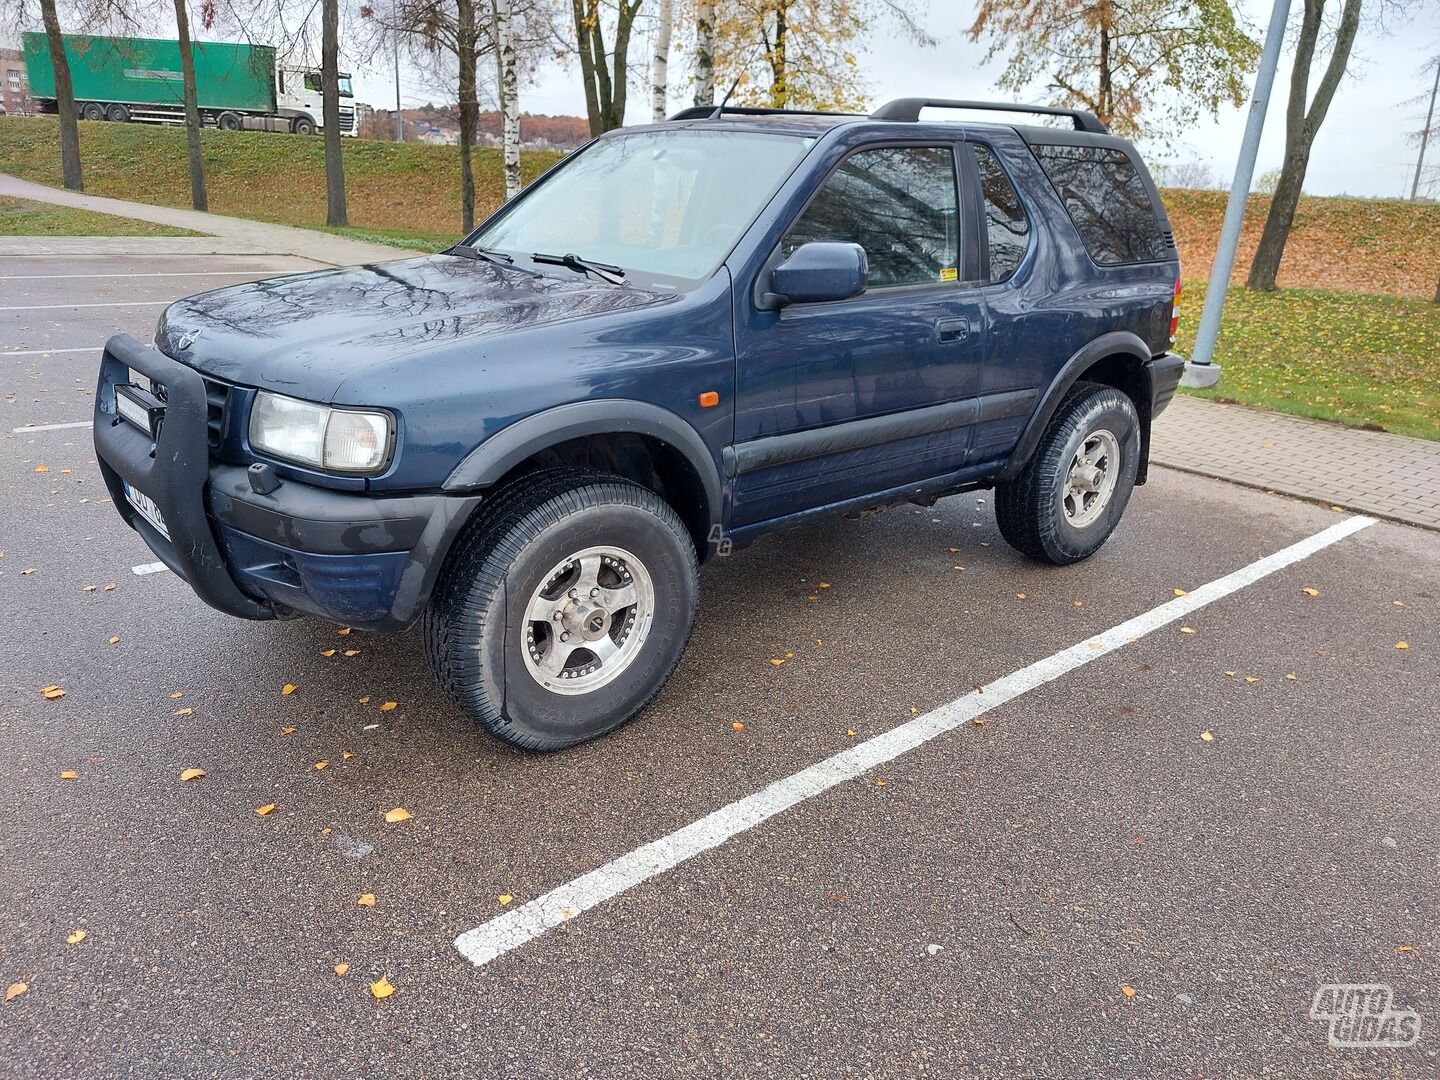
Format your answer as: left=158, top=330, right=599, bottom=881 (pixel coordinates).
left=179, top=768, right=206, bottom=782
left=1016, top=593, right=1027, bottom=599
left=282, top=684, right=298, bottom=696
left=1285, top=673, right=1298, bottom=681
left=1121, top=985, right=1137, bottom=999
left=1172, top=588, right=1188, bottom=597
left=66, top=930, right=86, bottom=945
left=731, top=722, right=745, bottom=732
left=35, top=464, right=49, bottom=473
left=357, top=893, right=376, bottom=907
left=281, top=726, right=296, bottom=735
left=1396, top=945, right=1414, bottom=954
left=344, top=649, right=360, bottom=657
left=875, top=779, right=887, bottom=787
left=173, top=707, right=192, bottom=717
left=769, top=658, right=785, bottom=667
left=107, top=636, right=120, bottom=645
left=169, top=691, right=183, bottom=700
left=337, top=627, right=352, bottom=636
left=819, top=582, right=831, bottom=589
left=40, top=685, right=65, bottom=700
left=1180, top=627, right=1196, bottom=634
left=255, top=803, right=276, bottom=816
left=384, top=807, right=411, bottom=823
left=320, top=827, right=332, bottom=836
left=358, top=696, right=371, bottom=704
left=1074, top=600, right=1084, bottom=607
left=5, top=983, right=26, bottom=1002
left=83, top=585, right=97, bottom=593
left=314, top=761, right=329, bottom=771
left=334, top=963, right=350, bottom=976
left=1244, top=676, right=1260, bottom=684
left=103, top=583, right=116, bottom=591
left=1200, top=731, right=1214, bottom=742
left=59, top=770, right=78, bottom=780
left=1395, top=641, right=1409, bottom=650
left=320, top=649, right=337, bottom=657
left=1393, top=600, right=1405, bottom=608
left=498, top=894, right=513, bottom=906
left=807, top=594, right=819, bottom=601
left=379, top=701, right=397, bottom=712
left=369, top=975, right=395, bottom=1000
left=1302, top=587, right=1321, bottom=597
left=846, top=730, right=857, bottom=738
left=342, top=751, right=354, bottom=760
left=1224, top=671, right=1237, bottom=677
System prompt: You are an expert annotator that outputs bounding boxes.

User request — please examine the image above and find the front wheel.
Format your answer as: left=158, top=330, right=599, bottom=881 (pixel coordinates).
left=995, top=383, right=1141, bottom=565
left=423, top=469, right=699, bottom=751
left=291, top=116, right=315, bottom=135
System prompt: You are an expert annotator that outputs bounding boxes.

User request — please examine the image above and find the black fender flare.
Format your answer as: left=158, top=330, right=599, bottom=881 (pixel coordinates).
left=998, top=331, right=1154, bottom=483
left=443, top=398, right=724, bottom=533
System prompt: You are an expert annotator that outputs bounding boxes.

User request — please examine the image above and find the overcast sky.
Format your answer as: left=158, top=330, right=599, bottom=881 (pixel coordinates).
left=353, top=0, right=1440, bottom=198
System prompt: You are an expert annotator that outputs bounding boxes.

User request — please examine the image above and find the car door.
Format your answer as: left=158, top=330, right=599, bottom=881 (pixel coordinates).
left=730, top=142, right=989, bottom=527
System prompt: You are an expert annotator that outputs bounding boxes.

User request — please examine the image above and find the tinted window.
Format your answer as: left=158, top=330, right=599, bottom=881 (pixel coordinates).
left=973, top=144, right=1029, bottom=282
left=1032, top=144, right=1168, bottom=265
left=784, top=146, right=959, bottom=289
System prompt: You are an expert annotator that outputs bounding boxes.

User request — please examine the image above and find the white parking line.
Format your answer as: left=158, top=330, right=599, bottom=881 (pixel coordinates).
left=131, top=562, right=169, bottom=576
left=0, top=271, right=287, bottom=280
left=453, top=514, right=1377, bottom=969
left=2, top=347, right=104, bottom=356
left=0, top=301, right=169, bottom=311
left=13, top=420, right=90, bottom=433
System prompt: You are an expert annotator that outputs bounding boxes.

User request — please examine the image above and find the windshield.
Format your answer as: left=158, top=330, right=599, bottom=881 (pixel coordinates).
left=472, top=128, right=813, bottom=285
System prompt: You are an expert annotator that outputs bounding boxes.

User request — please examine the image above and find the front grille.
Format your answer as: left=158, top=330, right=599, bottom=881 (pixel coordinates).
left=202, top=377, right=229, bottom=447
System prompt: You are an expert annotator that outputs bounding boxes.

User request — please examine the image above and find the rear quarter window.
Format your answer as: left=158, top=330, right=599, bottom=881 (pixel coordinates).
left=1031, top=144, right=1168, bottom=265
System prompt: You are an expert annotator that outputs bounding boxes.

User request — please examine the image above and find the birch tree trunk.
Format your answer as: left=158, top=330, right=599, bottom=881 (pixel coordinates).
left=493, top=0, right=521, bottom=200
left=693, top=0, right=714, bottom=106
left=173, top=0, right=208, bottom=211
left=322, top=0, right=348, bottom=226
left=652, top=0, right=673, bottom=121
left=38, top=0, right=82, bottom=191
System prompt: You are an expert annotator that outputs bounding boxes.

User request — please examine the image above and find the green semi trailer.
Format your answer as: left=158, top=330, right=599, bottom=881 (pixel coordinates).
left=21, top=32, right=356, bottom=135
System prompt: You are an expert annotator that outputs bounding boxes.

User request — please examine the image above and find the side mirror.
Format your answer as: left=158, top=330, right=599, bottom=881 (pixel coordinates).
left=764, top=242, right=868, bottom=308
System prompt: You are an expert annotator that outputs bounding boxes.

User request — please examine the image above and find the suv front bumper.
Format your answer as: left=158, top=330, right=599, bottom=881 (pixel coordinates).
left=93, top=334, right=479, bottom=630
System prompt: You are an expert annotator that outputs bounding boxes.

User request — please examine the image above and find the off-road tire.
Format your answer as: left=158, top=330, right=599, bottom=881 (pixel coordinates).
left=423, top=468, right=699, bottom=751
left=995, top=382, right=1141, bottom=565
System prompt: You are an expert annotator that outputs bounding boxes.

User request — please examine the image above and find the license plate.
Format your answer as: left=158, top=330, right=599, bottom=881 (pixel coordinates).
left=124, top=482, right=171, bottom=541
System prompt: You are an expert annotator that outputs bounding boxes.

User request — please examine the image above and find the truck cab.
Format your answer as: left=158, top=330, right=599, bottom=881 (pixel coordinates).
left=275, top=66, right=357, bottom=137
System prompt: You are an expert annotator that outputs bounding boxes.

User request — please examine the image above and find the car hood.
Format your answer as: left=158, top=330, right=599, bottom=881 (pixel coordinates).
left=156, top=255, right=679, bottom=401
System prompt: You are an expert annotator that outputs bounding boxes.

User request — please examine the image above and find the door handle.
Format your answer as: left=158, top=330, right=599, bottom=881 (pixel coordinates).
left=936, top=317, right=970, bottom=343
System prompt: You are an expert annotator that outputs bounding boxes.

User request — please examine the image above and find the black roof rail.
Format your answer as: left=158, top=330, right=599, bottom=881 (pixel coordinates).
left=668, top=104, right=861, bottom=121
left=870, top=98, right=1107, bottom=134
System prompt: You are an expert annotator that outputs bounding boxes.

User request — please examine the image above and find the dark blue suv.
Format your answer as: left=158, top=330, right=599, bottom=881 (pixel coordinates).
left=94, top=98, right=1192, bottom=750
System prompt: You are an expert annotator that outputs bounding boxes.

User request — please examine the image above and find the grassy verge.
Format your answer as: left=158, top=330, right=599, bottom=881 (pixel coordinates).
left=0, top=195, right=203, bottom=237
left=0, top=115, right=560, bottom=243
left=1176, top=283, right=1440, bottom=442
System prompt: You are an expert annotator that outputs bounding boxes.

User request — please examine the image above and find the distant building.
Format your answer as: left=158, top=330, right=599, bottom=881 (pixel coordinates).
left=1, top=48, right=33, bottom=116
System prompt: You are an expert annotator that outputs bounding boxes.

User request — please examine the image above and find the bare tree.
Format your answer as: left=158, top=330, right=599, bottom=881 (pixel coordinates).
left=693, top=0, right=714, bottom=105
left=1247, top=0, right=1362, bottom=291
left=323, top=0, right=348, bottom=226
left=37, top=0, right=83, bottom=190
left=1408, top=54, right=1439, bottom=201
left=571, top=0, right=642, bottom=134
left=651, top=0, right=671, bottom=119
left=491, top=0, right=520, bottom=199
left=173, top=0, right=208, bottom=210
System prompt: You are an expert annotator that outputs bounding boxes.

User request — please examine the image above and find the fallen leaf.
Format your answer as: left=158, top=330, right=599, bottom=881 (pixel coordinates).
left=846, top=729, right=857, bottom=738
left=40, top=685, right=65, bottom=700
left=107, top=636, right=120, bottom=646
left=83, top=584, right=97, bottom=593
left=337, top=627, right=352, bottom=636
left=1330, top=505, right=1344, bottom=512
left=1073, top=600, right=1084, bottom=607
left=342, top=751, right=354, bottom=760
left=357, top=696, right=371, bottom=704
left=1244, top=676, right=1260, bottom=684
left=1393, top=600, right=1405, bottom=608
left=320, top=649, right=337, bottom=658
left=731, top=721, right=745, bottom=732
left=343, top=649, right=360, bottom=657
left=320, top=827, right=332, bottom=836
left=1302, top=587, right=1320, bottom=597
left=169, top=691, right=183, bottom=700
left=369, top=975, right=395, bottom=1000
left=1200, top=731, right=1214, bottom=742
left=1121, top=985, right=1137, bottom=999
left=1395, top=641, right=1409, bottom=651
left=102, top=583, right=115, bottom=591
left=357, top=893, right=377, bottom=907
left=282, top=684, right=298, bottom=696
left=1224, top=671, right=1237, bottom=677
left=384, top=807, right=412, bottom=823
left=66, top=930, right=86, bottom=945
left=21, top=568, right=36, bottom=576
left=1285, top=673, right=1298, bottom=681
left=173, top=707, right=192, bottom=717
left=1016, top=592, right=1027, bottom=599
left=769, top=658, right=785, bottom=667
left=379, top=701, right=398, bottom=712
left=498, top=894, right=513, bottom=906
left=1180, top=626, right=1196, bottom=635
left=59, top=770, right=79, bottom=780
left=5, top=983, right=26, bottom=1003
left=334, top=963, right=350, bottom=976
left=255, top=803, right=276, bottom=816
left=35, top=464, right=49, bottom=473
left=818, top=582, right=831, bottom=589
left=281, top=726, right=296, bottom=735
left=948, top=547, right=959, bottom=554
left=806, top=594, right=819, bottom=601
left=314, top=761, right=329, bottom=771
left=874, top=779, right=887, bottom=787
left=1172, top=588, right=1188, bottom=597
left=179, top=767, right=206, bottom=782
left=1396, top=945, right=1414, bottom=954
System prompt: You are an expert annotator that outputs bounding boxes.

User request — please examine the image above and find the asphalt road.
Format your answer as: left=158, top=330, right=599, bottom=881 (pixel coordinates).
left=1, top=253, right=1436, bottom=1079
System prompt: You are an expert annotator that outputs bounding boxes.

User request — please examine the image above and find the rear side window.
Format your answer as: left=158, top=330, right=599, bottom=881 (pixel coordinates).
left=972, top=144, right=1029, bottom=283
left=1031, top=144, right=1168, bottom=265
left=783, top=146, right=960, bottom=289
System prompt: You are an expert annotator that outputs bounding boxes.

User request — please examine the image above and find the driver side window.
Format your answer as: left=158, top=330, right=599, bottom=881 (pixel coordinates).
left=782, top=146, right=960, bottom=290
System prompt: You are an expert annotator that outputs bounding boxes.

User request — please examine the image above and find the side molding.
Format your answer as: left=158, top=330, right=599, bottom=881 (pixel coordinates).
left=443, top=399, right=723, bottom=529
left=998, top=331, right=1152, bottom=482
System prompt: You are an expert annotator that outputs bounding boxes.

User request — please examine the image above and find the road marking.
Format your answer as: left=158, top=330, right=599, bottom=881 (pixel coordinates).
left=13, top=420, right=90, bottom=433
left=0, top=301, right=169, bottom=311
left=131, top=562, right=169, bottom=576
left=0, top=271, right=287, bottom=280
left=454, top=514, right=1377, bottom=969
left=2, top=347, right=104, bottom=356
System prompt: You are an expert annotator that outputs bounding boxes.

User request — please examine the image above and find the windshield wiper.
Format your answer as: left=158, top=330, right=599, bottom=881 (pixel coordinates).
left=448, top=244, right=539, bottom=276
left=531, top=251, right=626, bottom=285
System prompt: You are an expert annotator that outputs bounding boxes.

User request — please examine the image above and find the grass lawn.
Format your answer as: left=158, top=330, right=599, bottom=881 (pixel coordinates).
left=0, top=195, right=202, bottom=237
left=1177, top=284, right=1440, bottom=442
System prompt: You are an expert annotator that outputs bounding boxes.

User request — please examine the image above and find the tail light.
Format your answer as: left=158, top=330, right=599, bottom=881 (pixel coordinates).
left=1169, top=279, right=1182, bottom=341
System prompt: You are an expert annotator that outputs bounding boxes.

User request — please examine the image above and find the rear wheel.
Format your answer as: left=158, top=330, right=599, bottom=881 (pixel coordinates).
left=423, top=469, right=699, bottom=751
left=995, top=383, right=1141, bottom=565
left=80, top=102, right=104, bottom=121
left=217, top=111, right=242, bottom=131
left=105, top=103, right=129, bottom=123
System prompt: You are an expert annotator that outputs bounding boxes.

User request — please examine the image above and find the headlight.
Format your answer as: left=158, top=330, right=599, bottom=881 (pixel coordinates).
left=249, top=391, right=392, bottom=473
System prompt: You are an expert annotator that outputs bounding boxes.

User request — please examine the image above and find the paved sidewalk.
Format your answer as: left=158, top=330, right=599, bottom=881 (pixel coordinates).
left=0, top=173, right=420, bottom=266
left=0, top=236, right=329, bottom=260
left=1152, top=395, right=1440, bottom=530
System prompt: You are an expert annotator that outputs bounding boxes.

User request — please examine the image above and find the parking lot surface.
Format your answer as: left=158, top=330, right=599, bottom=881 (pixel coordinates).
left=2, top=253, right=1436, bottom=1078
